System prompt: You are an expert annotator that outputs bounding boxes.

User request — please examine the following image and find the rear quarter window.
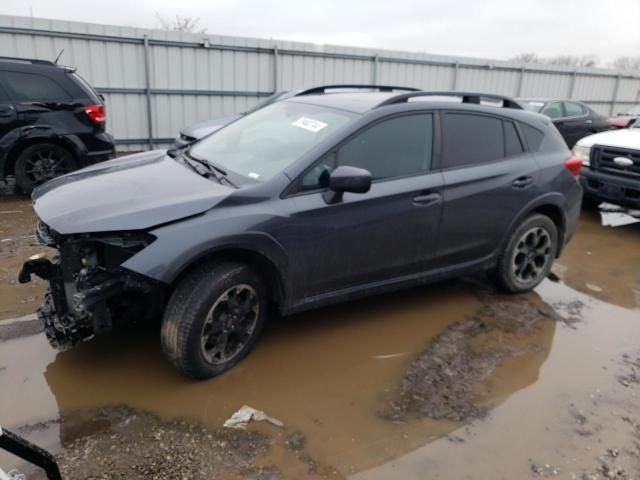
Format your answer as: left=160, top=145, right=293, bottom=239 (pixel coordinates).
left=2, top=71, right=72, bottom=102
left=519, top=123, right=544, bottom=151
left=69, top=72, right=102, bottom=103
left=519, top=122, right=567, bottom=153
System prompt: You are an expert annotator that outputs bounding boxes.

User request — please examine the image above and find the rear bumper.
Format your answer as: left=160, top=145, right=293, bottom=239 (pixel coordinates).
left=579, top=168, right=640, bottom=209
left=75, top=131, right=115, bottom=166
left=560, top=182, right=582, bottom=255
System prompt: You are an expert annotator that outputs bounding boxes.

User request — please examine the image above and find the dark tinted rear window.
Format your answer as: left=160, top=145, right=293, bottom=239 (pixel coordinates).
left=2, top=71, right=71, bottom=102
left=70, top=72, right=101, bottom=103
left=504, top=121, right=524, bottom=157
left=443, top=113, right=504, bottom=168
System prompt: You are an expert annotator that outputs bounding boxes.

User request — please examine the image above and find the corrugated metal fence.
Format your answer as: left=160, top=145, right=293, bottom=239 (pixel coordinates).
left=1, top=14, right=639, bottom=152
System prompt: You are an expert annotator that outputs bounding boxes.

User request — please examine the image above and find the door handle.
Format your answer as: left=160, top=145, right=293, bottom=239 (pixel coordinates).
left=512, top=176, right=533, bottom=189
left=584, top=119, right=593, bottom=125
left=413, top=192, right=442, bottom=206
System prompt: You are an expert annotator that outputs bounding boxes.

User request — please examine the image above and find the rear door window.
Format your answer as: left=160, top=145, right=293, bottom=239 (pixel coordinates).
left=442, top=113, right=505, bottom=168
left=541, top=102, right=563, bottom=119
left=563, top=101, right=586, bottom=117
left=2, top=71, right=72, bottom=102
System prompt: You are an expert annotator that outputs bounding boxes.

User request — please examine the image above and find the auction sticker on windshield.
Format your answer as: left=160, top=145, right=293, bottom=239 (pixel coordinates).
left=292, top=117, right=328, bottom=133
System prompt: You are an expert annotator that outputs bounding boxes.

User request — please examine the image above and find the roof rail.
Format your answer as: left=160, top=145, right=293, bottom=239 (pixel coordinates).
left=375, top=91, right=523, bottom=110
left=296, top=85, right=420, bottom=96
left=0, top=56, right=56, bottom=66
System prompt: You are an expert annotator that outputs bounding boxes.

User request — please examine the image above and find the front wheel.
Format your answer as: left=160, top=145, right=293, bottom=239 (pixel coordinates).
left=161, top=261, right=268, bottom=379
left=491, top=214, right=558, bottom=293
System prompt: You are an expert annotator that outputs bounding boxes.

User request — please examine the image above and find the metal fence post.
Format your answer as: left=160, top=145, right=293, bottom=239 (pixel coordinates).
left=142, top=34, right=154, bottom=150
left=372, top=54, right=379, bottom=84
left=610, top=74, right=621, bottom=115
left=517, top=67, right=525, bottom=97
left=452, top=62, right=459, bottom=90
left=273, top=45, right=279, bottom=92
left=568, top=71, right=577, bottom=99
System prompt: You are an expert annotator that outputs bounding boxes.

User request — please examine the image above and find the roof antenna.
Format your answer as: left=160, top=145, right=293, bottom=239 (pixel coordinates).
left=54, top=49, right=64, bottom=64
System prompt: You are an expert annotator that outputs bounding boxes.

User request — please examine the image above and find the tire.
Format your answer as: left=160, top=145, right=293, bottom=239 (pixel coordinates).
left=161, top=261, right=268, bottom=379
left=15, top=143, right=76, bottom=194
left=491, top=214, right=558, bottom=293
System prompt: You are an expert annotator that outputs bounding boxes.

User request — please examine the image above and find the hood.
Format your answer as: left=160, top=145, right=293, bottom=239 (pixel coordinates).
left=576, top=127, right=640, bottom=150
left=182, top=115, right=243, bottom=140
left=33, top=150, right=232, bottom=234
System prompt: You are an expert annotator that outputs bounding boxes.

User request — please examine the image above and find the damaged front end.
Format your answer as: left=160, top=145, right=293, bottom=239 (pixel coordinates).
left=19, top=220, right=166, bottom=351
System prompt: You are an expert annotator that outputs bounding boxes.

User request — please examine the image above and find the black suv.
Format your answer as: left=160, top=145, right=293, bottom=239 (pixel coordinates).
left=0, top=57, right=114, bottom=193
left=20, top=86, right=582, bottom=379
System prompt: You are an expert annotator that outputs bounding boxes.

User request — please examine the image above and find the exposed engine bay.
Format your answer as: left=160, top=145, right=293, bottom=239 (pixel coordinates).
left=19, top=219, right=166, bottom=350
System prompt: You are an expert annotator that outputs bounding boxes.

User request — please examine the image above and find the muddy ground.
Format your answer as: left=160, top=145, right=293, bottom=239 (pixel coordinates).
left=1, top=196, right=639, bottom=479
left=0, top=197, right=50, bottom=321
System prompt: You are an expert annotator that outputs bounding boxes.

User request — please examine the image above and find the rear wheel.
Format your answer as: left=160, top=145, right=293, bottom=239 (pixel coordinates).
left=161, top=261, right=268, bottom=379
left=491, top=214, right=558, bottom=293
left=15, top=143, right=76, bottom=194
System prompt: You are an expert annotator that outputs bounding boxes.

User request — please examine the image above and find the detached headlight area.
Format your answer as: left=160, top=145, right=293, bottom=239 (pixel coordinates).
left=19, top=229, right=165, bottom=350
left=572, top=145, right=591, bottom=166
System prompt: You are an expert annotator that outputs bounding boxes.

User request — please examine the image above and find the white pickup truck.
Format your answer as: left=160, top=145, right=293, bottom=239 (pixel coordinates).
left=573, top=122, right=640, bottom=209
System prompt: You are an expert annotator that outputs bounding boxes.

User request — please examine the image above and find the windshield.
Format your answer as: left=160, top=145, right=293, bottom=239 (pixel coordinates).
left=519, top=100, right=546, bottom=113
left=189, top=101, right=357, bottom=182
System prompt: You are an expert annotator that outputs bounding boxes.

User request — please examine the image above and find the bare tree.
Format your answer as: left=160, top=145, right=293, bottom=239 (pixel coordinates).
left=610, top=56, right=640, bottom=73
left=545, top=55, right=598, bottom=68
left=509, top=53, right=599, bottom=68
left=156, top=13, right=207, bottom=34
left=510, top=53, right=540, bottom=64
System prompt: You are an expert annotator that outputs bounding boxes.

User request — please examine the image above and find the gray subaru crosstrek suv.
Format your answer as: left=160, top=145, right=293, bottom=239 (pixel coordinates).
left=20, top=86, right=582, bottom=379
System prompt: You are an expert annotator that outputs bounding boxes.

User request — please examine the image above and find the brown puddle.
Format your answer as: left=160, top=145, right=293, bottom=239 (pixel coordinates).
left=556, top=208, right=640, bottom=309
left=0, top=202, right=639, bottom=478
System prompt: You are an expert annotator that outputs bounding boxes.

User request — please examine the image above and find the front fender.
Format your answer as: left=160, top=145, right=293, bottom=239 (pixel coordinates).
left=121, top=213, right=290, bottom=294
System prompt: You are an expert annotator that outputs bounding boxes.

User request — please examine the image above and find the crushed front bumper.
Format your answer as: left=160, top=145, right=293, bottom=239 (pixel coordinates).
left=19, top=257, right=95, bottom=350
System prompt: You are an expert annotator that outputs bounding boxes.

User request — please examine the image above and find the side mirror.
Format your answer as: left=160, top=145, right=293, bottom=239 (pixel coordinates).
left=323, top=166, right=372, bottom=204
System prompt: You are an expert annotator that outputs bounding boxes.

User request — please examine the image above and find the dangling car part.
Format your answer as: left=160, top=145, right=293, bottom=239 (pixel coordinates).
left=19, top=226, right=165, bottom=350
left=0, top=426, right=62, bottom=480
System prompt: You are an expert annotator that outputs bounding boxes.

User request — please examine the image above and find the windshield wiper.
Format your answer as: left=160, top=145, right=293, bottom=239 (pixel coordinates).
left=183, top=149, right=237, bottom=188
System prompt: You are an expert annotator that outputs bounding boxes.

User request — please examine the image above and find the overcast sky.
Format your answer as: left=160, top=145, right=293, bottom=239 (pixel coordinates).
left=3, top=0, right=639, bottom=64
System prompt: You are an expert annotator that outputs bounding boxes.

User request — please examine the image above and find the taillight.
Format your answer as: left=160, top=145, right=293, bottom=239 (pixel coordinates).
left=83, top=104, right=106, bottom=124
left=564, top=156, right=583, bottom=177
